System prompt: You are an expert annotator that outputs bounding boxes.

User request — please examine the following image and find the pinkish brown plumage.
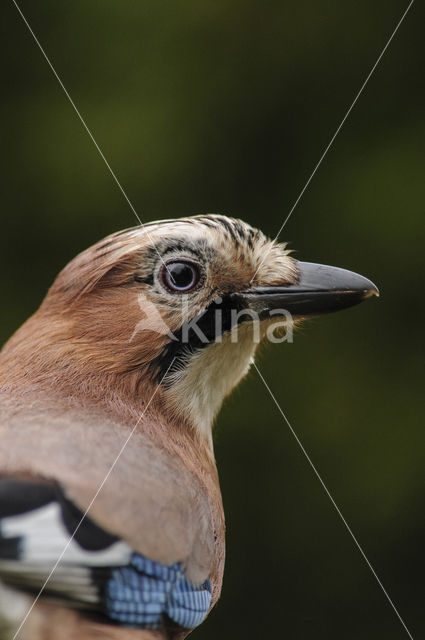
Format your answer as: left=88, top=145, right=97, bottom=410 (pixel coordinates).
left=0, top=215, right=377, bottom=639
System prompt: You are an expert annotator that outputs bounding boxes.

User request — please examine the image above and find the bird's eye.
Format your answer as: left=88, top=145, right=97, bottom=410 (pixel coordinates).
left=160, top=260, right=200, bottom=293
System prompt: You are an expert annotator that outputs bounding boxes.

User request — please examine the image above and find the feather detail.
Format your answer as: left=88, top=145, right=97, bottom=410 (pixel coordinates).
left=0, top=479, right=211, bottom=631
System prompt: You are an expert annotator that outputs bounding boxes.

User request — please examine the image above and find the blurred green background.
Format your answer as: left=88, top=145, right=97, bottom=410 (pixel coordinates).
left=1, top=1, right=424, bottom=638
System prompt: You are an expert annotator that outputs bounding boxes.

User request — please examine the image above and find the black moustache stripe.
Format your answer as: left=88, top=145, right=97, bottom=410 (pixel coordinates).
left=152, top=295, right=246, bottom=383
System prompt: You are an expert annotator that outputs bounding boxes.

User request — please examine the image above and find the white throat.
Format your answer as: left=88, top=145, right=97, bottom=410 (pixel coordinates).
left=164, top=326, right=258, bottom=448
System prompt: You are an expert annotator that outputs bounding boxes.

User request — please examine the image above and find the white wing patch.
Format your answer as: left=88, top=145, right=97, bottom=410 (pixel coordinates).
left=0, top=502, right=132, bottom=605
left=2, top=502, right=132, bottom=566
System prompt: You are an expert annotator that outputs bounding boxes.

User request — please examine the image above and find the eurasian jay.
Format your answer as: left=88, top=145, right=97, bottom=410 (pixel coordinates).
left=0, top=215, right=377, bottom=639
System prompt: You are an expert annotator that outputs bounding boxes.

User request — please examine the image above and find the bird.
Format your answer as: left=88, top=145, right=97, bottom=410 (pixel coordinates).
left=0, top=214, right=378, bottom=639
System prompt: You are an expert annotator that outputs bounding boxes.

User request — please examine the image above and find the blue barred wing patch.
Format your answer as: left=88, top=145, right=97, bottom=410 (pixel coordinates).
left=0, top=479, right=212, bottom=631
left=105, top=553, right=212, bottom=629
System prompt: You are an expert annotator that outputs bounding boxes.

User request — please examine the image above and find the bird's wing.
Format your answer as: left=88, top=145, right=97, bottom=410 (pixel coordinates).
left=0, top=391, right=224, bottom=630
left=0, top=477, right=212, bottom=630
left=0, top=477, right=128, bottom=606
left=0, top=391, right=218, bottom=582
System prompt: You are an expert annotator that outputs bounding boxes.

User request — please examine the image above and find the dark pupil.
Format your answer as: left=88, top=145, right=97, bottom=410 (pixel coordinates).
left=168, top=263, right=194, bottom=289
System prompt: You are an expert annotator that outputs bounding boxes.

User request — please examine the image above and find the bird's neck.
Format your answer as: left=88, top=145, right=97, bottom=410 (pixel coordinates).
left=0, top=308, right=257, bottom=452
left=162, top=326, right=258, bottom=448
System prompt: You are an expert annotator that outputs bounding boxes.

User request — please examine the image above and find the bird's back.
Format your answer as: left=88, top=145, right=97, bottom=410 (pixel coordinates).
left=0, top=384, right=225, bottom=639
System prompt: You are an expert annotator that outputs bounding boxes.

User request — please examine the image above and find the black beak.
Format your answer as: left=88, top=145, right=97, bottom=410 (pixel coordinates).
left=233, top=261, right=379, bottom=317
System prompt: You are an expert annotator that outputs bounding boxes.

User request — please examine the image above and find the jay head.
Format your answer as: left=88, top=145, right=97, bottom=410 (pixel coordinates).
left=0, top=214, right=378, bottom=638
left=1, top=214, right=377, bottom=449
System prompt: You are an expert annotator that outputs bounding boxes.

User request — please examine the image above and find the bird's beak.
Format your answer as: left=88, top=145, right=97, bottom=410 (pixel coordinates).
left=233, top=261, right=379, bottom=317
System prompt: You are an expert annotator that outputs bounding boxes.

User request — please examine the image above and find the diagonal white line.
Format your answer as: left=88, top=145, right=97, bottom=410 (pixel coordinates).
left=11, top=0, right=142, bottom=226
left=9, top=1, right=415, bottom=638
left=11, top=357, right=176, bottom=640
left=253, top=362, right=414, bottom=640
left=274, top=0, right=414, bottom=237
left=9, top=5, right=179, bottom=638
left=250, top=0, right=414, bottom=284
left=11, top=0, right=174, bottom=278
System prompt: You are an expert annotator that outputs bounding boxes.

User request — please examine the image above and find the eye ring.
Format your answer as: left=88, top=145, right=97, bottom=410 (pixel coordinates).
left=160, top=260, right=201, bottom=293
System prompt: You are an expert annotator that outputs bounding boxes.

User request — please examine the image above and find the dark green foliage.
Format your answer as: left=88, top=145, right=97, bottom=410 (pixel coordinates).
left=1, top=2, right=424, bottom=638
